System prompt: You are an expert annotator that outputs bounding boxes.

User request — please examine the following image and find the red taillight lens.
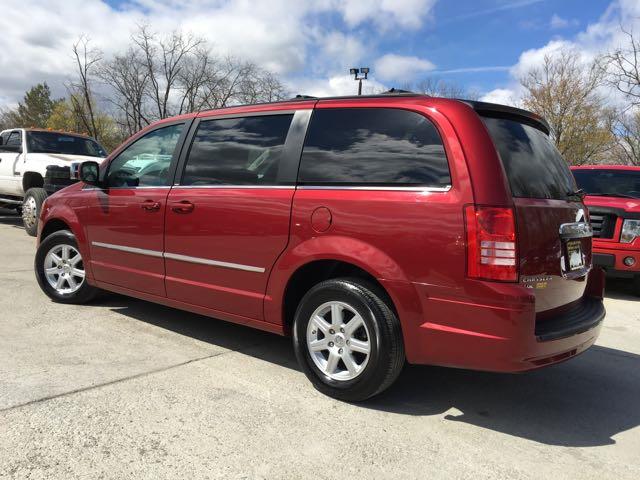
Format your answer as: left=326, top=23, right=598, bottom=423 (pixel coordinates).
left=465, top=205, right=518, bottom=282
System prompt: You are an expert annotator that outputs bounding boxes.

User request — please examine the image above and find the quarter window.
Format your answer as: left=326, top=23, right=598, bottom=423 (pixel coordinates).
left=106, top=123, right=184, bottom=188
left=299, top=108, right=451, bottom=187
left=181, top=114, right=293, bottom=186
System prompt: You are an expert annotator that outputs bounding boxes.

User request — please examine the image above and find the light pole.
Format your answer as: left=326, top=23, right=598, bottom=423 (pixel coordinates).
left=350, top=67, right=369, bottom=95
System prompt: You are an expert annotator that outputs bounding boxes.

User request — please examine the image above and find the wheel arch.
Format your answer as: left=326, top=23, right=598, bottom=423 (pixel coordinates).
left=39, top=211, right=94, bottom=282
left=22, top=171, right=44, bottom=192
left=281, top=259, right=398, bottom=334
left=265, top=235, right=420, bottom=334
left=40, top=218, right=73, bottom=241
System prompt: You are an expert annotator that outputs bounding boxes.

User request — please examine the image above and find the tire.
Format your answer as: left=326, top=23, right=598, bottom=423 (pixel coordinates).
left=34, top=230, right=99, bottom=304
left=293, top=278, right=405, bottom=402
left=22, top=187, right=48, bottom=237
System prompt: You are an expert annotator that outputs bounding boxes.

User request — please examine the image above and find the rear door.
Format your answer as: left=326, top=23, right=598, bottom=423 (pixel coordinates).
left=481, top=115, right=592, bottom=313
left=163, top=109, right=310, bottom=319
left=84, top=121, right=189, bottom=296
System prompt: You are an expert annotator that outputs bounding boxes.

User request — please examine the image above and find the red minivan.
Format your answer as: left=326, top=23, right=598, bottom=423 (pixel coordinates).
left=34, top=93, right=605, bottom=401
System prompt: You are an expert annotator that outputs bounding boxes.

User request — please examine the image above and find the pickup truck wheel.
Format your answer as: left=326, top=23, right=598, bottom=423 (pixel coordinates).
left=22, top=187, right=48, bottom=237
left=293, top=278, right=405, bottom=402
left=35, top=230, right=99, bottom=304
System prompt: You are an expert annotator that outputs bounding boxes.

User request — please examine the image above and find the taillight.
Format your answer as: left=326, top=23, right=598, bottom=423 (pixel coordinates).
left=464, top=205, right=518, bottom=282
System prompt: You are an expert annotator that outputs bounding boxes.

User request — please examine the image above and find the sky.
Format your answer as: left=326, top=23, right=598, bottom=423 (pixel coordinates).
left=0, top=0, right=638, bottom=108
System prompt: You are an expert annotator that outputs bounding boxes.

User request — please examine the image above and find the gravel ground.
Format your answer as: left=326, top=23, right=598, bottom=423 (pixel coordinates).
left=1, top=209, right=639, bottom=480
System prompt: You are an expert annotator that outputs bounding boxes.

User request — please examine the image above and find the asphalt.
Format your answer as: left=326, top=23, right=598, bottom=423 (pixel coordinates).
left=1, top=208, right=639, bottom=480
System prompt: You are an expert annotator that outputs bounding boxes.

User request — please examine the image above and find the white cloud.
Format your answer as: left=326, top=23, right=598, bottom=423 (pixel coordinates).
left=374, top=54, right=436, bottom=83
left=292, top=74, right=388, bottom=98
left=480, top=88, right=521, bottom=106
left=329, top=0, right=437, bottom=30
left=549, top=14, right=578, bottom=30
left=481, top=0, right=640, bottom=106
left=0, top=0, right=439, bottom=107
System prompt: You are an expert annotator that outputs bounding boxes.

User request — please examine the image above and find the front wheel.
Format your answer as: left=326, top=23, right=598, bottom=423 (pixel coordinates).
left=34, top=230, right=99, bottom=304
left=293, top=278, right=405, bottom=401
left=22, top=187, right=48, bottom=237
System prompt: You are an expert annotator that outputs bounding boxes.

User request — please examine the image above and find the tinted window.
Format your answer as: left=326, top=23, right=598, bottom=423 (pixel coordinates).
left=182, top=115, right=293, bottom=186
left=299, top=108, right=450, bottom=187
left=27, top=131, right=106, bottom=157
left=573, top=169, right=640, bottom=199
left=482, top=116, right=576, bottom=200
left=107, top=123, right=184, bottom=188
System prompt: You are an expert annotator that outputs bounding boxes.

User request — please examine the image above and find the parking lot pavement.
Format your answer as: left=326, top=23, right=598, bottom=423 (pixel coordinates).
left=1, top=210, right=639, bottom=480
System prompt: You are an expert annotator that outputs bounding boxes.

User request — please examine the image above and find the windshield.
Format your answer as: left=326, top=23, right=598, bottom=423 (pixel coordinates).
left=573, top=169, right=640, bottom=199
left=27, top=131, right=106, bottom=157
left=481, top=115, right=576, bottom=200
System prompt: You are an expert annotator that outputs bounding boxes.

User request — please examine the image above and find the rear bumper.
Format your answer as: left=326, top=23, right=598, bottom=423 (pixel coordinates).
left=398, top=268, right=605, bottom=372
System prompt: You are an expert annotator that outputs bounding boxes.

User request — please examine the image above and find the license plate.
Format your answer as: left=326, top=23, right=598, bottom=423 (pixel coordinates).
left=566, top=240, right=584, bottom=270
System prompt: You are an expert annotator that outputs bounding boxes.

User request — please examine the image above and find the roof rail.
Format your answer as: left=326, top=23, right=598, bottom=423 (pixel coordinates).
left=291, top=94, right=318, bottom=100
left=382, top=88, right=417, bottom=95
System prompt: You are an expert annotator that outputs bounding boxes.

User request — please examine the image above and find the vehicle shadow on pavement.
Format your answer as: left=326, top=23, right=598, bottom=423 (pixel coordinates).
left=368, top=346, right=640, bottom=447
left=102, top=294, right=639, bottom=448
left=0, top=209, right=23, bottom=229
left=605, top=278, right=637, bottom=301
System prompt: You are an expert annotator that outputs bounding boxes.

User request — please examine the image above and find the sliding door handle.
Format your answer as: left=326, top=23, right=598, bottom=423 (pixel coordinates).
left=141, top=200, right=161, bottom=211
left=170, top=200, right=195, bottom=214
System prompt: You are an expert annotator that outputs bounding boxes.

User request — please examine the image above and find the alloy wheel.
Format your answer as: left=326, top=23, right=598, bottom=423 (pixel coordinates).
left=306, top=301, right=371, bottom=381
left=43, top=244, right=85, bottom=295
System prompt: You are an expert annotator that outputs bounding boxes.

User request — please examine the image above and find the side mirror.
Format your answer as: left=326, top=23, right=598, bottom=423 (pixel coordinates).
left=79, top=161, right=101, bottom=186
left=0, top=144, right=22, bottom=153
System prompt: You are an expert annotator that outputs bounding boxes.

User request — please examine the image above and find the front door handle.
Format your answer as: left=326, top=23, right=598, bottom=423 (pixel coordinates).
left=171, top=200, right=195, bottom=214
left=141, top=200, right=161, bottom=211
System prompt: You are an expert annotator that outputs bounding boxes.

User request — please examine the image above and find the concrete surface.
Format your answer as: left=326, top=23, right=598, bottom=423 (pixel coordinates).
left=0, top=208, right=639, bottom=480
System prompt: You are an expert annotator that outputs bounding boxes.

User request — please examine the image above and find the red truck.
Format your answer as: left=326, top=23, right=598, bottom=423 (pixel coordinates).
left=572, top=165, right=640, bottom=296
left=33, top=93, right=605, bottom=400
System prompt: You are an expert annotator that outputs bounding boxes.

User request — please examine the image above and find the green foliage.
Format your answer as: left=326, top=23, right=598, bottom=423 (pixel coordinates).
left=11, top=83, right=62, bottom=128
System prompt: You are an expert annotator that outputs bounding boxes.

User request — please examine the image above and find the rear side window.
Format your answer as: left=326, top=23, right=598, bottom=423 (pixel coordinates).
left=481, top=116, right=576, bottom=200
left=182, top=114, right=293, bottom=186
left=299, top=108, right=450, bottom=187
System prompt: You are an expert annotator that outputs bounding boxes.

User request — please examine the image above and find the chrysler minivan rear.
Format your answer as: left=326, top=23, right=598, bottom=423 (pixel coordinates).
left=433, top=102, right=604, bottom=370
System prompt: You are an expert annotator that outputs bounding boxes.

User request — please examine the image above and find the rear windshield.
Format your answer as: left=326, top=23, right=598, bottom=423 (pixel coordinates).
left=573, top=169, right=640, bottom=199
left=27, top=131, right=106, bottom=157
left=481, top=116, right=576, bottom=200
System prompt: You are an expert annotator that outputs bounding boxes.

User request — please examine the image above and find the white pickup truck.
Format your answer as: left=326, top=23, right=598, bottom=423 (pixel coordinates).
left=0, top=128, right=106, bottom=235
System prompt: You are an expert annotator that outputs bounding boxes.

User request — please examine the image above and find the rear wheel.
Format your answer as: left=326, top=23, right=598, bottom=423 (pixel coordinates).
left=35, top=230, right=99, bottom=303
left=293, top=278, right=405, bottom=401
left=22, top=187, right=48, bottom=236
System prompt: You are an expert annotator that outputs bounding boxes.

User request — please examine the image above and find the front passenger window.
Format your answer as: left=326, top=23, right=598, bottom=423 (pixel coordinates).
left=107, top=124, right=184, bottom=188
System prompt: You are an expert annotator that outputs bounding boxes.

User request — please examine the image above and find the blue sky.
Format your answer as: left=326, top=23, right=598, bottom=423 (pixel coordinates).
left=0, top=0, right=635, bottom=105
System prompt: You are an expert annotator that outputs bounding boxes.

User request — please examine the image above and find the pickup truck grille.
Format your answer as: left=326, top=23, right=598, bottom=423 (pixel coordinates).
left=589, top=210, right=617, bottom=239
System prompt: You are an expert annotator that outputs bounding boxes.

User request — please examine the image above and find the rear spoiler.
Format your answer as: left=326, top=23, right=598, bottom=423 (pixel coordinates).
left=458, top=100, right=551, bottom=135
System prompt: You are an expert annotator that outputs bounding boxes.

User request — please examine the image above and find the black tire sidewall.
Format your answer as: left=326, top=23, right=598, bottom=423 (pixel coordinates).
left=35, top=230, right=96, bottom=304
left=293, top=279, right=399, bottom=401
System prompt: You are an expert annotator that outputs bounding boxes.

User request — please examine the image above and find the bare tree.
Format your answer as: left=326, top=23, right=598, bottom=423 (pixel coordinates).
left=133, top=26, right=204, bottom=119
left=520, top=50, right=614, bottom=165
left=405, top=77, right=478, bottom=99
left=602, top=26, right=640, bottom=105
left=98, top=48, right=150, bottom=134
left=611, top=109, right=640, bottom=165
left=69, top=36, right=102, bottom=141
